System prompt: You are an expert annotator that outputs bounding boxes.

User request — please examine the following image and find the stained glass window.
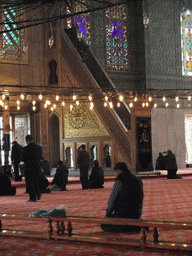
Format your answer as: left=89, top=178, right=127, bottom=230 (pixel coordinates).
left=0, top=4, right=28, bottom=63
left=106, top=5, right=128, bottom=71
left=181, top=9, right=192, bottom=76
left=67, top=0, right=91, bottom=45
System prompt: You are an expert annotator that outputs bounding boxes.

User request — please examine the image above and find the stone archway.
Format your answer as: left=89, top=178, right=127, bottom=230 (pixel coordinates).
left=49, top=114, right=60, bottom=168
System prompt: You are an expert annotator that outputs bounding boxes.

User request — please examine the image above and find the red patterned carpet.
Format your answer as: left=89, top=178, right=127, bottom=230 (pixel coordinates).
left=0, top=174, right=192, bottom=255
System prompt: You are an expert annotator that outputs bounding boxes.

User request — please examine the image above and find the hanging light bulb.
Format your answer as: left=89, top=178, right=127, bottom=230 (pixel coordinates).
left=32, top=106, right=36, bottom=111
left=108, top=20, right=114, bottom=33
left=142, top=102, right=145, bottom=107
left=129, top=102, right=133, bottom=108
left=73, top=95, right=77, bottom=101
left=154, top=103, right=157, bottom=108
left=76, top=101, right=79, bottom=106
left=165, top=102, right=169, bottom=107
left=32, top=100, right=36, bottom=105
left=2, top=94, right=6, bottom=100
left=188, top=96, right=191, bottom=101
left=70, top=104, right=73, bottom=111
left=177, top=103, right=180, bottom=108
left=4, top=105, right=8, bottom=110
left=49, top=35, right=54, bottom=48
left=134, top=96, right=137, bottom=102
left=162, top=96, right=166, bottom=102
left=45, top=100, right=50, bottom=105
left=104, top=101, right=107, bottom=107
left=56, top=95, right=59, bottom=101
left=44, top=104, right=47, bottom=108
left=62, top=101, right=65, bottom=106
left=117, top=102, right=120, bottom=107
left=53, top=104, right=56, bottom=109
left=105, top=96, right=108, bottom=101
left=175, top=96, right=179, bottom=102
left=146, top=102, right=149, bottom=107
left=39, top=93, right=43, bottom=100
left=148, top=96, right=152, bottom=102
left=0, top=100, right=4, bottom=106
left=17, top=100, right=20, bottom=105
left=51, top=107, right=54, bottom=111
left=143, top=15, right=149, bottom=28
left=109, top=101, right=113, bottom=108
left=20, top=93, right=25, bottom=100
left=90, top=102, right=94, bottom=110
left=88, top=94, right=92, bottom=101
left=22, top=43, right=28, bottom=52
left=17, top=105, right=20, bottom=110
left=77, top=29, right=83, bottom=41
left=119, top=95, right=123, bottom=101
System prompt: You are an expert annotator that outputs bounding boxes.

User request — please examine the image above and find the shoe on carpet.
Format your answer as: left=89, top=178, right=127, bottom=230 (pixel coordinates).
left=27, top=199, right=36, bottom=202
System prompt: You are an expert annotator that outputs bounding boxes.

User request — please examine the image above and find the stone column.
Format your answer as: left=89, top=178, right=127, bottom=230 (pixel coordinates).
left=2, top=96, right=11, bottom=175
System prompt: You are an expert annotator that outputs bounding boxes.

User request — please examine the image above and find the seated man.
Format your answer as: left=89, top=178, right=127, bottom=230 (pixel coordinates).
left=50, top=161, right=68, bottom=191
left=0, top=173, right=16, bottom=196
left=89, top=160, right=104, bottom=189
left=39, top=172, right=50, bottom=193
left=101, top=162, right=143, bottom=232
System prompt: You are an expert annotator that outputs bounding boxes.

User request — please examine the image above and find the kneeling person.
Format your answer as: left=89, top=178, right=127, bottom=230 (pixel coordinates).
left=101, top=162, right=143, bottom=232
left=50, top=161, right=68, bottom=191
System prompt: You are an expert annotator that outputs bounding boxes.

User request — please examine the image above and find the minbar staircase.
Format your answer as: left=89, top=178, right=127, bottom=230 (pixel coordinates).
left=61, top=28, right=132, bottom=168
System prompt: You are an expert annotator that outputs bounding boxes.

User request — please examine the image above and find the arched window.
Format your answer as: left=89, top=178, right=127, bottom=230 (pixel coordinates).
left=67, top=0, right=91, bottom=46
left=106, top=5, right=128, bottom=71
left=181, top=9, right=192, bottom=76
left=0, top=5, right=27, bottom=63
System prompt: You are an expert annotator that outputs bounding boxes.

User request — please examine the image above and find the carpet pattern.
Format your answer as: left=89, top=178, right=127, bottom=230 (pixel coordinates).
left=0, top=177, right=192, bottom=255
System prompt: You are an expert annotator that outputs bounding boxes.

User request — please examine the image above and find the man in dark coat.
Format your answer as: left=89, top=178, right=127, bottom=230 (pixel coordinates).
left=89, top=160, right=104, bottom=189
left=11, top=141, right=23, bottom=181
left=164, top=150, right=178, bottom=179
left=22, top=135, right=42, bottom=202
left=101, top=162, right=143, bottom=232
left=77, top=144, right=90, bottom=190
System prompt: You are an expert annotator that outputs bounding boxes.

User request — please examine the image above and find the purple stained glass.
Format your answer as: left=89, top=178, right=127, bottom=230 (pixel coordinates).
left=106, top=5, right=128, bottom=71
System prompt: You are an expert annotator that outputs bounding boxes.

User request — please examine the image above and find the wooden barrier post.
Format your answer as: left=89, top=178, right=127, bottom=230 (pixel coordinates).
left=60, top=221, right=65, bottom=235
left=56, top=221, right=60, bottom=235
left=141, top=228, right=147, bottom=243
left=153, top=227, right=159, bottom=243
left=68, top=221, right=72, bottom=235
left=48, top=219, right=53, bottom=238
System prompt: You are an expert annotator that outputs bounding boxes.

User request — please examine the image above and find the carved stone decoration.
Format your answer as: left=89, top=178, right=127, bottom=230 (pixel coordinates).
left=68, top=105, right=86, bottom=129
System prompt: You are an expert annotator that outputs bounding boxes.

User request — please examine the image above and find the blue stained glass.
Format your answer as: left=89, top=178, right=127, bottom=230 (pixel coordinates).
left=106, top=5, right=128, bottom=71
left=0, top=4, right=27, bottom=62
left=181, top=10, right=192, bottom=76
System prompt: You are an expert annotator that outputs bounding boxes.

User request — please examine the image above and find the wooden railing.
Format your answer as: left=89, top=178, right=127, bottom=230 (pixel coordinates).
left=0, top=214, right=192, bottom=253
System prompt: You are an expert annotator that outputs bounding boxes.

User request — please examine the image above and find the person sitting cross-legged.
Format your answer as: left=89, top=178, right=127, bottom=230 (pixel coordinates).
left=89, top=160, right=104, bottom=189
left=101, top=162, right=144, bottom=232
left=50, top=161, right=68, bottom=191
